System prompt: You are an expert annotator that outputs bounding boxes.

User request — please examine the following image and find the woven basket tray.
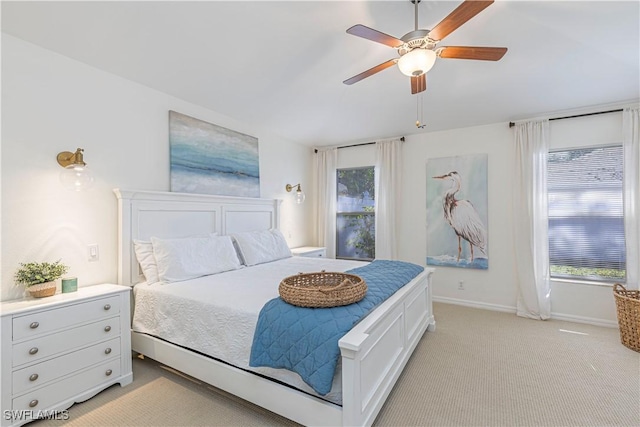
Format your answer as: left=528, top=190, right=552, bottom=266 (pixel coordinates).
left=613, top=283, right=640, bottom=353
left=279, top=271, right=367, bottom=308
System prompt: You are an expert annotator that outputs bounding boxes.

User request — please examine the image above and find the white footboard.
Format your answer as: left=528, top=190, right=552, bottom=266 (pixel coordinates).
left=339, top=268, right=435, bottom=426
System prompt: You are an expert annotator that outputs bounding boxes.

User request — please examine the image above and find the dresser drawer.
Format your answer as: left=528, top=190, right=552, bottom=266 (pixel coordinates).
left=291, top=246, right=326, bottom=258
left=303, top=249, right=326, bottom=257
left=12, top=359, right=121, bottom=412
left=12, top=317, right=120, bottom=367
left=12, top=337, right=121, bottom=395
left=12, top=295, right=120, bottom=341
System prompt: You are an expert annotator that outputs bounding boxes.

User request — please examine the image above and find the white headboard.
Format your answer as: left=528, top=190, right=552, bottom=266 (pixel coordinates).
left=114, top=189, right=282, bottom=286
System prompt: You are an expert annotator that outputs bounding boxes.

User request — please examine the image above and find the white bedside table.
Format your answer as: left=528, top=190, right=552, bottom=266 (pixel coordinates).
left=291, top=246, right=327, bottom=258
left=1, top=284, right=133, bottom=427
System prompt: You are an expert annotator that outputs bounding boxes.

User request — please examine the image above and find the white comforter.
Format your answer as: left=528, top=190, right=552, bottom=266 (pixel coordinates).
left=132, top=256, right=366, bottom=404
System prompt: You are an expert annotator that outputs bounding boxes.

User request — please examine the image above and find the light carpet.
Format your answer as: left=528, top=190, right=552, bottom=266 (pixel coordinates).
left=33, top=303, right=639, bottom=426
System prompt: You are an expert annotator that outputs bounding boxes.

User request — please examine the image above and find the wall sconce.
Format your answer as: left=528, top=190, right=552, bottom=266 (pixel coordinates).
left=56, top=148, right=94, bottom=191
left=285, top=183, right=306, bottom=204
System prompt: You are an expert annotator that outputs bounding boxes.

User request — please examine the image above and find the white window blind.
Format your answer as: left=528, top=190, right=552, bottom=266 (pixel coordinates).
left=547, top=145, right=626, bottom=282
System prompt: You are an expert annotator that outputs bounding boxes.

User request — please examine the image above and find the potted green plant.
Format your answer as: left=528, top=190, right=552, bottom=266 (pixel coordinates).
left=15, top=260, right=69, bottom=298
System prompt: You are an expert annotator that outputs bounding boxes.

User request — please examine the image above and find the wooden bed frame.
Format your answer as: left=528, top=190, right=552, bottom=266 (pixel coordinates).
left=114, top=188, right=435, bottom=426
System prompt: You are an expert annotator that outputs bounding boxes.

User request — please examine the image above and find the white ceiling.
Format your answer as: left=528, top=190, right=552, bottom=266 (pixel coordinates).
left=2, top=1, right=639, bottom=147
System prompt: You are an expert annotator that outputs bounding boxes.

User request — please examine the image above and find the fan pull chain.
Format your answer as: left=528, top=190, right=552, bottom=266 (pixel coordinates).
left=416, top=93, right=426, bottom=129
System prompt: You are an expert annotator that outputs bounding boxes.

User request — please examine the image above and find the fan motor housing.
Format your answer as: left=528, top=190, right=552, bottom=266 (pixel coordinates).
left=399, top=29, right=436, bottom=55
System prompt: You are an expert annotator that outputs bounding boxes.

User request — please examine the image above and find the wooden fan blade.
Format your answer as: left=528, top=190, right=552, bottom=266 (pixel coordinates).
left=439, top=46, right=507, bottom=61
left=429, top=0, right=494, bottom=42
left=346, top=24, right=404, bottom=48
left=343, top=59, right=398, bottom=85
left=411, top=74, right=427, bottom=94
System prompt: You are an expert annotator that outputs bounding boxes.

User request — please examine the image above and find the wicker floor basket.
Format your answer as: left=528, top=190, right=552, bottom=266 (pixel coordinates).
left=279, top=271, right=367, bottom=308
left=613, top=283, right=640, bottom=353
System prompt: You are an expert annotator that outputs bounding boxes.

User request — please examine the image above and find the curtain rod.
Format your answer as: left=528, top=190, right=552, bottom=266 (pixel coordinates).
left=314, top=136, right=404, bottom=153
left=508, top=109, right=623, bottom=128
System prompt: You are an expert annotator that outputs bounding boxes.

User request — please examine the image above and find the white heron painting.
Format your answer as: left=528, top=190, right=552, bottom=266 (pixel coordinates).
left=426, top=154, right=488, bottom=269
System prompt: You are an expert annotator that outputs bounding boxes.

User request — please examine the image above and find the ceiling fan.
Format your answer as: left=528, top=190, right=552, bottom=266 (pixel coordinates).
left=343, top=0, right=507, bottom=94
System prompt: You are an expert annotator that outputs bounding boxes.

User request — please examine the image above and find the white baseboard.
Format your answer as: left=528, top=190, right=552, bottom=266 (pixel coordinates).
left=433, top=296, right=516, bottom=313
left=433, top=296, right=618, bottom=328
left=548, top=312, right=617, bottom=328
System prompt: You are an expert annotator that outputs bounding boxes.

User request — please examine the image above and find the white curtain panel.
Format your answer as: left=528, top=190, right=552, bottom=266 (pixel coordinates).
left=375, top=138, right=403, bottom=260
left=314, top=148, right=337, bottom=258
left=512, top=120, right=551, bottom=320
left=623, top=107, right=640, bottom=289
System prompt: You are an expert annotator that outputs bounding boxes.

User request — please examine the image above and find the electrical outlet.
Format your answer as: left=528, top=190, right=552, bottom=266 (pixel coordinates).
left=458, top=280, right=465, bottom=290
left=88, top=244, right=99, bottom=262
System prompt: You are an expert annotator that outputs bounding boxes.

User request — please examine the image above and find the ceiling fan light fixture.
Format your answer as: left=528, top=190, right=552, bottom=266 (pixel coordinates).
left=397, top=49, right=436, bottom=77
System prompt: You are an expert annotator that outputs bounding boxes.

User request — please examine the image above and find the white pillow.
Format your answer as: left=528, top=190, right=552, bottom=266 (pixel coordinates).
left=151, top=235, right=241, bottom=283
left=231, top=229, right=292, bottom=266
left=133, top=233, right=218, bottom=284
left=133, top=240, right=159, bottom=284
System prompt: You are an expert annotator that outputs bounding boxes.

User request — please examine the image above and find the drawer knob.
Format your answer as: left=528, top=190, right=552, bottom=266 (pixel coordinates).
left=29, top=399, right=38, bottom=408
left=104, top=304, right=111, bottom=311
left=28, top=347, right=39, bottom=355
left=104, top=347, right=112, bottom=355
left=29, top=322, right=39, bottom=329
left=29, top=373, right=39, bottom=382
left=104, top=325, right=112, bottom=332
left=105, top=369, right=113, bottom=376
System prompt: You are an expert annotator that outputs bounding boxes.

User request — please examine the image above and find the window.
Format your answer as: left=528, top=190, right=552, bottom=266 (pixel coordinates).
left=336, top=167, right=375, bottom=260
left=547, top=145, right=626, bottom=282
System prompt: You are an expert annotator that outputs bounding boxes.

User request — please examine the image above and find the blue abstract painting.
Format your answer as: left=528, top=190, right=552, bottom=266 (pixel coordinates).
left=169, top=111, right=260, bottom=197
left=426, top=154, right=488, bottom=270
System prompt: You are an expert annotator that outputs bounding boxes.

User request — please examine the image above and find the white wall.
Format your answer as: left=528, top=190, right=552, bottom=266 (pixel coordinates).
left=337, top=145, right=376, bottom=169
left=1, top=35, right=313, bottom=301
left=2, top=34, right=628, bottom=324
left=336, top=113, right=627, bottom=326
left=399, top=123, right=519, bottom=312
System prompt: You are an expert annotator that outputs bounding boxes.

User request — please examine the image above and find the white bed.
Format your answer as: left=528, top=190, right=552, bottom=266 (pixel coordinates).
left=115, top=188, right=435, bottom=426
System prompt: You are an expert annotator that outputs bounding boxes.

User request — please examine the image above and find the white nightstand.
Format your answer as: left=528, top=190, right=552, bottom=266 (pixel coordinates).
left=291, top=246, right=327, bottom=258
left=0, top=284, right=133, bottom=427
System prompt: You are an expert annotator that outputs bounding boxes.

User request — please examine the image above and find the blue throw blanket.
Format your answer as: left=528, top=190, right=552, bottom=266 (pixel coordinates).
left=249, top=260, right=424, bottom=395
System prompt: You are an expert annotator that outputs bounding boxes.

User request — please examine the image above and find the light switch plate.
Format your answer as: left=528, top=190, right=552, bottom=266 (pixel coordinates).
left=88, top=244, right=99, bottom=262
